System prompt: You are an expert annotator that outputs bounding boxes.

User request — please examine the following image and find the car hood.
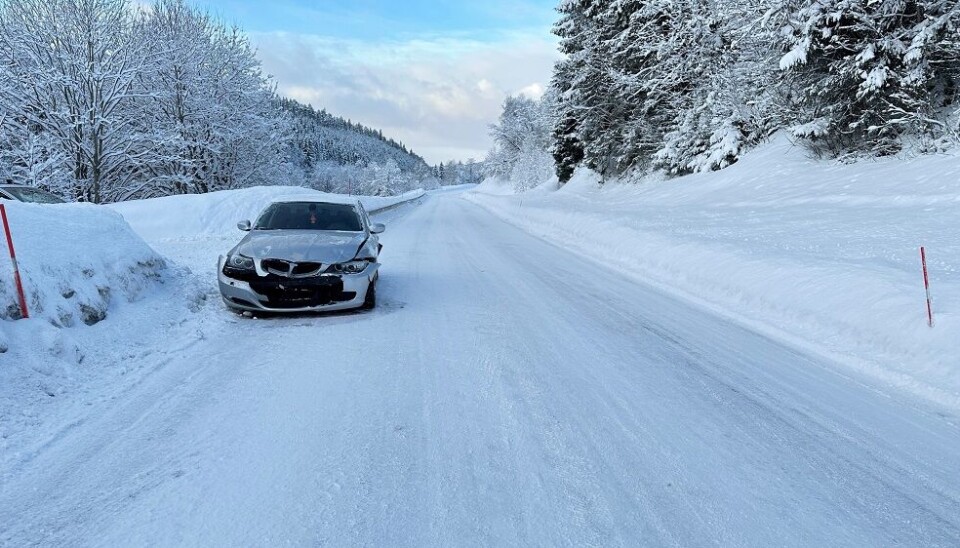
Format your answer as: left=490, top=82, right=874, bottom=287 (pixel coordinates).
left=235, top=230, right=366, bottom=265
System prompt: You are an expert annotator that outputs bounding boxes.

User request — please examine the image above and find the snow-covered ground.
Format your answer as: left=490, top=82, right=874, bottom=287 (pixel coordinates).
left=469, top=135, right=960, bottom=411
left=0, top=202, right=191, bottom=455
left=1, top=181, right=958, bottom=546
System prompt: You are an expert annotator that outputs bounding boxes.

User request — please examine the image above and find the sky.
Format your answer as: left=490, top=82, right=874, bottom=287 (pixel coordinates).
left=194, top=1, right=561, bottom=164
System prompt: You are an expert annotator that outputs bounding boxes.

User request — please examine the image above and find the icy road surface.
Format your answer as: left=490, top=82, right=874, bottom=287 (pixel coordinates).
left=2, top=191, right=959, bottom=546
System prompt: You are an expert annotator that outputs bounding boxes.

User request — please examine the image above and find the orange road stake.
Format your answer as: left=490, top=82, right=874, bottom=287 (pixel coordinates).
left=920, top=246, right=933, bottom=328
left=0, top=203, right=29, bottom=319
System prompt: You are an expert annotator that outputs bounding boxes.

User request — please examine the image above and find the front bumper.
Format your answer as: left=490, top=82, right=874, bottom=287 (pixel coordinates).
left=217, top=256, right=378, bottom=313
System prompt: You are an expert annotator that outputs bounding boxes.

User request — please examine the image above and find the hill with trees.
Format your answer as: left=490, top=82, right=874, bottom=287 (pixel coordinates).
left=0, top=0, right=437, bottom=202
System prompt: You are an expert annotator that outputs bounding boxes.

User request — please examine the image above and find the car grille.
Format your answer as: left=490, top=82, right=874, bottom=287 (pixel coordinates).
left=248, top=276, right=352, bottom=309
left=262, top=259, right=324, bottom=277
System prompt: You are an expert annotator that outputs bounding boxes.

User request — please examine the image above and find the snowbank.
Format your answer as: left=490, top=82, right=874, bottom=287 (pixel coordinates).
left=474, top=178, right=517, bottom=196
left=476, top=176, right=561, bottom=196
left=0, top=201, right=177, bottom=447
left=467, top=135, right=960, bottom=410
left=108, top=186, right=424, bottom=241
left=0, top=202, right=165, bottom=326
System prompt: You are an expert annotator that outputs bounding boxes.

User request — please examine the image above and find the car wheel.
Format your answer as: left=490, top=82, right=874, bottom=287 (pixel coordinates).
left=362, top=276, right=377, bottom=310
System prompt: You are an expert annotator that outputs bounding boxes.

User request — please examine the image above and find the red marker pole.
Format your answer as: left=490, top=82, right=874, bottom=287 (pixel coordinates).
left=920, top=246, right=933, bottom=328
left=0, top=204, right=29, bottom=319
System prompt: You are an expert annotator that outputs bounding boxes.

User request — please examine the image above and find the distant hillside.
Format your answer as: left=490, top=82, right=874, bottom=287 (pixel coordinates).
left=281, top=98, right=436, bottom=195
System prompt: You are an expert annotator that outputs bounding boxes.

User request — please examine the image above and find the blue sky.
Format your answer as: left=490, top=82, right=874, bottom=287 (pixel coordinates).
left=194, top=1, right=561, bottom=163
left=199, top=0, right=557, bottom=40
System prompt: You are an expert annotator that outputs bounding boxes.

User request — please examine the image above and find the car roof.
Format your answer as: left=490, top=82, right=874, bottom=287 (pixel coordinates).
left=269, top=194, right=362, bottom=207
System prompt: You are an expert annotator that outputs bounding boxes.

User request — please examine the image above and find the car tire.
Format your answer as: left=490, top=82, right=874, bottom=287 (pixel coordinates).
left=362, top=276, right=377, bottom=310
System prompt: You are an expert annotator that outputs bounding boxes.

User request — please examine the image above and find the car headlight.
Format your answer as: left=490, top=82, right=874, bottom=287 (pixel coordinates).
left=226, top=254, right=256, bottom=271
left=330, top=259, right=370, bottom=274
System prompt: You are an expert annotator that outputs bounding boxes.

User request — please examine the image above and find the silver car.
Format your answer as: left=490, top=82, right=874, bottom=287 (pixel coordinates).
left=218, top=197, right=385, bottom=314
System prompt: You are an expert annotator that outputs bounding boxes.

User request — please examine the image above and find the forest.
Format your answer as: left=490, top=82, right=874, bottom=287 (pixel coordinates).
left=486, top=0, right=960, bottom=189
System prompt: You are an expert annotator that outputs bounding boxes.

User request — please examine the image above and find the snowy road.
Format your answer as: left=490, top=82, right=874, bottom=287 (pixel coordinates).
left=2, top=191, right=960, bottom=546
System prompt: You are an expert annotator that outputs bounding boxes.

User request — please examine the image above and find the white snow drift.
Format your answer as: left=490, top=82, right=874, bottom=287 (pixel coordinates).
left=0, top=201, right=165, bottom=326
left=0, top=201, right=172, bottom=451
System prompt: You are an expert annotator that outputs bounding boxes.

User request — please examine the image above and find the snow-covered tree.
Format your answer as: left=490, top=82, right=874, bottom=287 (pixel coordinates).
left=550, top=0, right=753, bottom=177
left=654, top=0, right=781, bottom=173
left=0, top=0, right=155, bottom=202
left=436, top=159, right=483, bottom=186
left=0, top=127, right=70, bottom=190
left=774, top=0, right=960, bottom=154
left=547, top=0, right=960, bottom=179
left=135, top=0, right=288, bottom=197
left=485, top=94, right=556, bottom=191
left=550, top=0, right=627, bottom=179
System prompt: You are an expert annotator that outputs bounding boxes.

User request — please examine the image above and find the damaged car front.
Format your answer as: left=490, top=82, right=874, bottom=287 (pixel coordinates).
left=218, top=198, right=385, bottom=314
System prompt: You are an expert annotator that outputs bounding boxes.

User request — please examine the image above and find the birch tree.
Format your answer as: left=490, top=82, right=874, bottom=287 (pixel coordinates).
left=0, top=0, right=152, bottom=202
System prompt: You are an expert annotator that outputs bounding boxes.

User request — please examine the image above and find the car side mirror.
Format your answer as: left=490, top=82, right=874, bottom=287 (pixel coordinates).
left=237, top=220, right=252, bottom=231
left=370, top=223, right=386, bottom=234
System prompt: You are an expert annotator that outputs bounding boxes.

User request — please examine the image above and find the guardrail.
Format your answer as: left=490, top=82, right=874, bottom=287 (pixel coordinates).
left=367, top=189, right=426, bottom=214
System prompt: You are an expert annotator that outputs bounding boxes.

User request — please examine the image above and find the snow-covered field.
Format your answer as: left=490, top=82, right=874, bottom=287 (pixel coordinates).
left=468, top=136, right=960, bottom=411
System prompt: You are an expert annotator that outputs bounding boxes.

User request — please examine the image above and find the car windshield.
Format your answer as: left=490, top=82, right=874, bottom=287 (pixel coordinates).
left=254, top=201, right=362, bottom=231
left=1, top=186, right=66, bottom=204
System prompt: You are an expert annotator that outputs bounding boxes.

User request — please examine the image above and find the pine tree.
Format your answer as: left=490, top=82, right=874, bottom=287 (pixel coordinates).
left=550, top=0, right=592, bottom=182
left=654, top=0, right=779, bottom=173
left=776, top=0, right=960, bottom=154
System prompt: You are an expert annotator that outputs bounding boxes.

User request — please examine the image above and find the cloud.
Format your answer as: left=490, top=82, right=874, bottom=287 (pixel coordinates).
left=517, top=83, right=546, bottom=100
left=250, top=30, right=560, bottom=164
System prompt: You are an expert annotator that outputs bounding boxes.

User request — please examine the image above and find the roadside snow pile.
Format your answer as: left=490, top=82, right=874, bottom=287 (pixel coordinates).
left=0, top=202, right=165, bottom=327
left=0, top=202, right=176, bottom=447
left=109, top=186, right=424, bottom=241
left=468, top=135, right=960, bottom=410
left=476, top=176, right=560, bottom=196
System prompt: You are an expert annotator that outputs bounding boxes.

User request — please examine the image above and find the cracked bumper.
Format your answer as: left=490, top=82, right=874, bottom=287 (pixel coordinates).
left=217, top=256, right=378, bottom=313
